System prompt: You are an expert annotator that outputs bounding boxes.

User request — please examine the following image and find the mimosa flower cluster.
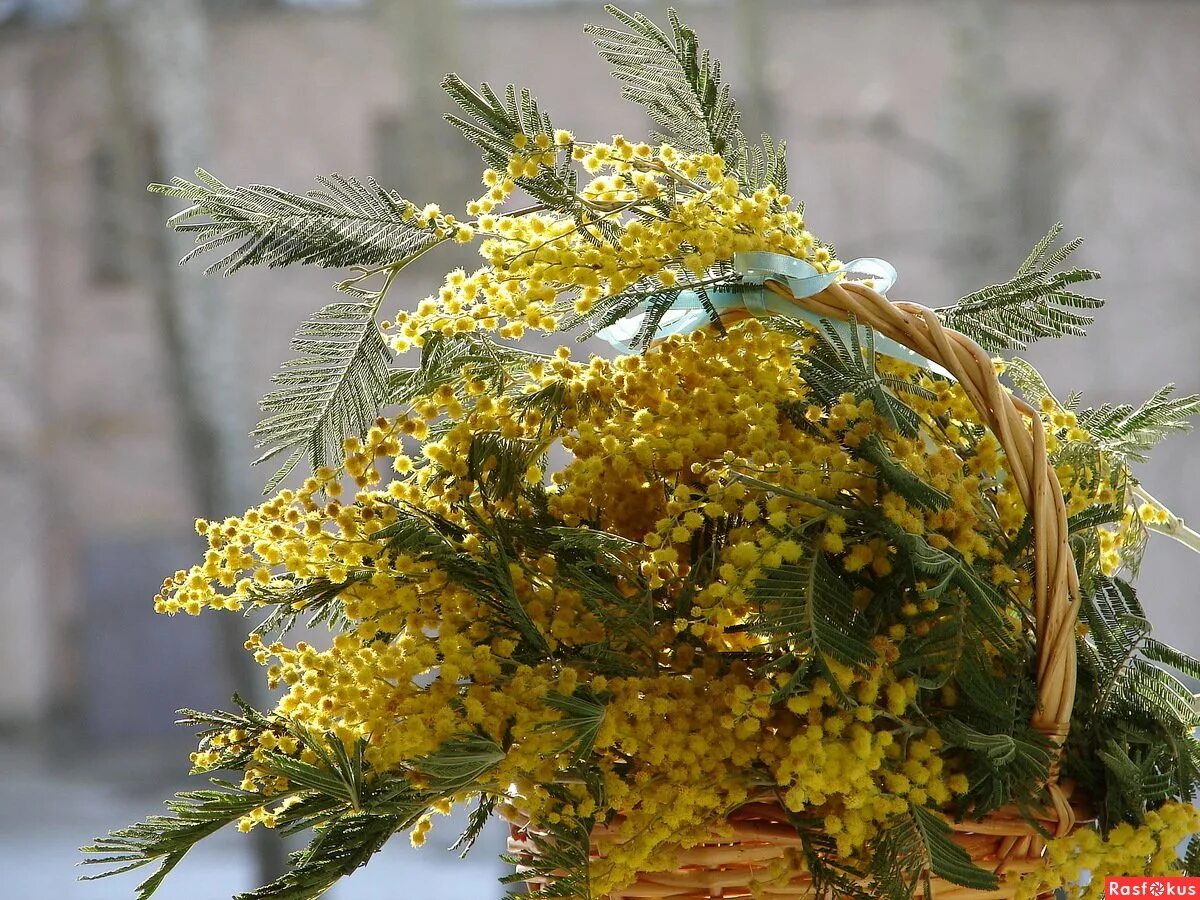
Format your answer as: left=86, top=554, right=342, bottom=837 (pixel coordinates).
left=151, top=134, right=1190, bottom=892
left=388, top=141, right=828, bottom=352
left=1017, top=802, right=1200, bottom=900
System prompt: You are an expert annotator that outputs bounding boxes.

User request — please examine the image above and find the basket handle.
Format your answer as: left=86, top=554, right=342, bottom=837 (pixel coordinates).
left=758, top=278, right=1080, bottom=829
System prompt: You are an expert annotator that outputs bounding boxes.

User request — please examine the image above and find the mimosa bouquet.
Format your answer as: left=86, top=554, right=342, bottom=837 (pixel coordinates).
left=85, top=8, right=1200, bottom=900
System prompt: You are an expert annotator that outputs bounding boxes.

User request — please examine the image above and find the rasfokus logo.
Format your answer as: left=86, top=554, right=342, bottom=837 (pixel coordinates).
left=1106, top=878, right=1200, bottom=897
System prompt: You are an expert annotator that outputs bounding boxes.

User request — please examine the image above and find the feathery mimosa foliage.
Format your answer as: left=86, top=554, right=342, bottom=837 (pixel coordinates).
left=89, top=7, right=1200, bottom=900
left=937, top=224, right=1104, bottom=353
left=252, top=290, right=394, bottom=492
left=151, top=170, right=448, bottom=275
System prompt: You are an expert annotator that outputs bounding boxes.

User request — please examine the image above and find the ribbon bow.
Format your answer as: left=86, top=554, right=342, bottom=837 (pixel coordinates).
left=596, top=251, right=950, bottom=378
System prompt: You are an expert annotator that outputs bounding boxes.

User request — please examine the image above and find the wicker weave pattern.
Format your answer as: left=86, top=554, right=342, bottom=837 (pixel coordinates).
left=510, top=281, right=1085, bottom=899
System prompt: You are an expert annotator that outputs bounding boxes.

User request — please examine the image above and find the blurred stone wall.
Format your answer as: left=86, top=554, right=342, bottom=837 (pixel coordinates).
left=0, top=34, right=51, bottom=722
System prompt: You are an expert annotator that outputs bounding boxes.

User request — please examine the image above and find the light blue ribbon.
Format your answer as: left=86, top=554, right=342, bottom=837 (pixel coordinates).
left=596, top=251, right=950, bottom=379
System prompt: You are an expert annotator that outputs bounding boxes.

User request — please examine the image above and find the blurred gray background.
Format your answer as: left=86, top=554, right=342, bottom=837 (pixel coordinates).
left=1, top=0, right=1199, bottom=897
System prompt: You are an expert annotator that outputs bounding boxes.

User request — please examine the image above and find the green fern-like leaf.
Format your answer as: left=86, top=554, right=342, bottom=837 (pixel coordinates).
left=1083, top=576, right=1150, bottom=667
left=1002, top=356, right=1060, bottom=412
left=869, top=805, right=998, bottom=898
left=371, top=503, right=465, bottom=564
left=744, top=131, right=789, bottom=194
left=441, top=76, right=588, bottom=221
left=1094, top=739, right=1179, bottom=814
left=234, top=813, right=404, bottom=900
left=466, top=432, right=548, bottom=501
left=1078, top=384, right=1200, bottom=465
left=586, top=6, right=747, bottom=176
left=857, top=436, right=952, bottom=511
left=867, top=511, right=1018, bottom=659
left=792, top=825, right=871, bottom=900
left=1183, top=834, right=1200, bottom=876
left=247, top=571, right=366, bottom=637
left=152, top=170, right=445, bottom=275
left=896, top=602, right=969, bottom=691
left=263, top=731, right=369, bottom=812
left=908, top=804, right=999, bottom=892
left=153, top=171, right=461, bottom=492
left=748, top=549, right=877, bottom=673
left=1142, top=638, right=1200, bottom=682
left=391, top=332, right=561, bottom=419
left=1010, top=366, right=1200, bottom=470
left=410, top=733, right=505, bottom=795
left=938, top=224, right=1103, bottom=352
left=176, top=695, right=276, bottom=773
left=252, top=293, right=392, bottom=492
left=1083, top=576, right=1153, bottom=712
left=939, top=719, right=1051, bottom=814
left=1121, top=658, right=1200, bottom=732
left=796, top=316, right=931, bottom=439
left=450, top=794, right=499, bottom=858
left=866, top=812, right=929, bottom=900
left=371, top=505, right=561, bottom=658
left=542, top=526, right=653, bottom=652
left=1082, top=577, right=1200, bottom=735
left=535, top=688, right=608, bottom=764
left=81, top=787, right=272, bottom=899
left=80, top=709, right=426, bottom=900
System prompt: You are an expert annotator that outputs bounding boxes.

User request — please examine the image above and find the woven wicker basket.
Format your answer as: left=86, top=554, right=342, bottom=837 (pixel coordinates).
left=509, top=278, right=1089, bottom=899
